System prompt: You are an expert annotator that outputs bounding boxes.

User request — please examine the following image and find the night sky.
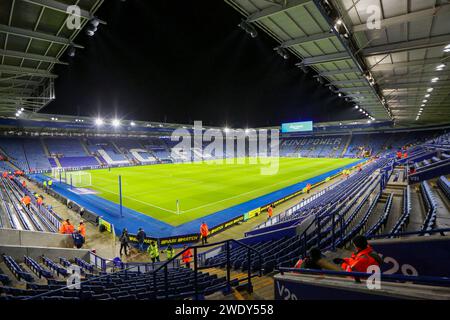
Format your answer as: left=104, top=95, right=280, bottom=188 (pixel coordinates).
left=45, top=0, right=361, bottom=128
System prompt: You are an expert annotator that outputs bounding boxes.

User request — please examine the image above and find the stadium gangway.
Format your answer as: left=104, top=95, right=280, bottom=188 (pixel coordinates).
left=276, top=267, right=450, bottom=288
left=12, top=177, right=60, bottom=231
left=5, top=177, right=55, bottom=232
left=153, top=239, right=263, bottom=300
left=292, top=175, right=383, bottom=258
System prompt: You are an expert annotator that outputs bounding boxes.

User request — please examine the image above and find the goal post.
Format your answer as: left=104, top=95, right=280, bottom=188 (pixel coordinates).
left=52, top=169, right=92, bottom=188
left=68, top=171, right=92, bottom=188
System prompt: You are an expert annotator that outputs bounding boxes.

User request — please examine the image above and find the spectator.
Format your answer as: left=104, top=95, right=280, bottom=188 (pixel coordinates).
left=136, top=228, right=147, bottom=252
left=112, top=257, right=122, bottom=270
left=294, top=247, right=341, bottom=271
left=147, top=240, right=160, bottom=263
left=119, top=228, right=130, bottom=257
left=333, top=235, right=383, bottom=273
left=72, top=230, right=85, bottom=249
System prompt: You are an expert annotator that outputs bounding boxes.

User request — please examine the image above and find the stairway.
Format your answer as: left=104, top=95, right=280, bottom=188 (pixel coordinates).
left=203, top=267, right=275, bottom=300
left=40, top=138, right=50, bottom=157
left=341, top=134, right=353, bottom=157
left=53, top=157, right=62, bottom=168
left=94, top=156, right=104, bottom=166
left=80, top=139, right=91, bottom=156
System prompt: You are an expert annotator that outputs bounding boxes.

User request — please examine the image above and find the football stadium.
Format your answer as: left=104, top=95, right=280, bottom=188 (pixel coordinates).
left=0, top=0, right=450, bottom=308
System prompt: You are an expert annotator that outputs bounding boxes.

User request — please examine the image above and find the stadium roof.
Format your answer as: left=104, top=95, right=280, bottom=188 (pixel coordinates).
left=225, top=0, right=450, bottom=124
left=0, top=0, right=104, bottom=117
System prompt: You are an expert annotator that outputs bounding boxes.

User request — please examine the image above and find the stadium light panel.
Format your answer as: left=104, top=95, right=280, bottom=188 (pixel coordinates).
left=238, top=20, right=258, bottom=38
left=67, top=45, right=76, bottom=58
left=130, top=122, right=136, bottom=126
left=95, top=118, right=104, bottom=126
left=112, top=119, right=121, bottom=127
left=276, top=47, right=289, bottom=60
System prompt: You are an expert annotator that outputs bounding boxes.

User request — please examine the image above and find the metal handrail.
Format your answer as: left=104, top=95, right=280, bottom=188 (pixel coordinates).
left=151, top=238, right=263, bottom=299
left=277, top=267, right=450, bottom=287
left=367, top=227, right=450, bottom=239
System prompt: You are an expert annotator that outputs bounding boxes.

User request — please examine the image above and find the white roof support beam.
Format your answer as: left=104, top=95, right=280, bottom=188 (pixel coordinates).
left=382, top=81, right=450, bottom=89
left=0, top=49, right=68, bottom=65
left=352, top=4, right=450, bottom=33
left=363, top=34, right=450, bottom=56
left=338, top=86, right=372, bottom=92
left=0, top=65, right=58, bottom=78
left=280, top=31, right=334, bottom=48
left=327, top=79, right=366, bottom=86
left=21, top=0, right=106, bottom=24
left=315, top=67, right=360, bottom=76
left=0, top=79, right=41, bottom=86
left=247, top=0, right=312, bottom=22
left=0, top=24, right=84, bottom=49
left=371, top=58, right=444, bottom=72
left=302, top=52, right=350, bottom=65
left=379, top=71, right=450, bottom=82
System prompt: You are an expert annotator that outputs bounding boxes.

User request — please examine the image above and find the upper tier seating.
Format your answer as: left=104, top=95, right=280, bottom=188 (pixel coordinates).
left=45, top=138, right=87, bottom=157
left=58, top=156, right=99, bottom=168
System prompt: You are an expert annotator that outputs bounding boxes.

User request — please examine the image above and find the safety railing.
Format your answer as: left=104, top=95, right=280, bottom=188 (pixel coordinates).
left=277, top=267, right=450, bottom=287
left=367, top=227, right=450, bottom=240
left=151, top=239, right=263, bottom=299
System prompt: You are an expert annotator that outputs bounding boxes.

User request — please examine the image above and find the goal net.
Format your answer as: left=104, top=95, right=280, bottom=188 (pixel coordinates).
left=52, top=169, right=92, bottom=188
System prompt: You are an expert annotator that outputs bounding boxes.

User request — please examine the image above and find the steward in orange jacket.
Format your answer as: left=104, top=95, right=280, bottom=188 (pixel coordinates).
left=267, top=205, right=273, bottom=219
left=335, top=236, right=383, bottom=275
left=182, top=245, right=193, bottom=268
left=200, top=222, right=209, bottom=245
left=65, top=222, right=75, bottom=234
left=59, top=220, right=68, bottom=234
left=21, top=195, right=31, bottom=209
left=78, top=221, right=86, bottom=238
left=36, top=196, right=43, bottom=207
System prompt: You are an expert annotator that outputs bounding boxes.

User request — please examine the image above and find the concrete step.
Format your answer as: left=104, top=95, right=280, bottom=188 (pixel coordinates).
left=202, top=267, right=275, bottom=300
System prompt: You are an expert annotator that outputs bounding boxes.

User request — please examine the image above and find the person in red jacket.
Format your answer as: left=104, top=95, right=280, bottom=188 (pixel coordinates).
left=200, top=222, right=209, bottom=245
left=334, top=235, right=382, bottom=274
left=267, top=205, right=273, bottom=220
left=182, top=244, right=193, bottom=268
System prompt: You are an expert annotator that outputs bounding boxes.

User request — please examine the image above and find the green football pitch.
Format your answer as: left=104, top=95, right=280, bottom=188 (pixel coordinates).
left=80, top=157, right=358, bottom=226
